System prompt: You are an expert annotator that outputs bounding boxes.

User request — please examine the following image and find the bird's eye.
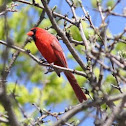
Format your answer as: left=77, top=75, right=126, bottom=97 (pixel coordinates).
left=30, top=29, right=37, bottom=41
left=31, top=29, right=36, bottom=35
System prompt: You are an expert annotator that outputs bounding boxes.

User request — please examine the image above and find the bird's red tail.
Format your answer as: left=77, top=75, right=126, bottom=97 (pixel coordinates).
left=64, top=72, right=87, bottom=103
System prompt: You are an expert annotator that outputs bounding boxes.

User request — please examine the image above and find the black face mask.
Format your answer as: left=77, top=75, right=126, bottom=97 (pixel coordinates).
left=31, top=29, right=37, bottom=42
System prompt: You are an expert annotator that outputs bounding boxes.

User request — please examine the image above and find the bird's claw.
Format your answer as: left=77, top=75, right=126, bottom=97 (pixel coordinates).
left=39, top=58, right=47, bottom=63
left=26, top=49, right=31, bottom=53
left=44, top=67, right=54, bottom=74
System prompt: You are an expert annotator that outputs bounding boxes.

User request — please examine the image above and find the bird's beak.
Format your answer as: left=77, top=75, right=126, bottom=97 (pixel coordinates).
left=27, top=31, right=33, bottom=36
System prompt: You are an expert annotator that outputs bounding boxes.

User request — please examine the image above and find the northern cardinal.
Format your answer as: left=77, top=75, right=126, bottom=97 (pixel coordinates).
left=27, top=27, right=87, bottom=102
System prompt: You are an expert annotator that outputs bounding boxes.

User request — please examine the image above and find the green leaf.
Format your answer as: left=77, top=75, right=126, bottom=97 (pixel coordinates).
left=93, top=67, right=100, bottom=78
left=40, top=19, right=52, bottom=29
left=67, top=25, right=82, bottom=41
left=91, top=0, right=102, bottom=8
left=106, top=0, right=115, bottom=9
left=25, top=41, right=38, bottom=54
left=31, top=70, right=43, bottom=83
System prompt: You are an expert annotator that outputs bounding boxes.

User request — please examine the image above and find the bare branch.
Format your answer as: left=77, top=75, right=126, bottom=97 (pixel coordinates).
left=0, top=40, right=87, bottom=78
left=41, top=0, right=87, bottom=72
left=53, top=93, right=126, bottom=126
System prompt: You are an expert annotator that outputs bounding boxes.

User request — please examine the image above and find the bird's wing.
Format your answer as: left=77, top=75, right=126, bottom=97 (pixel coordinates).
left=51, top=38, right=67, bottom=67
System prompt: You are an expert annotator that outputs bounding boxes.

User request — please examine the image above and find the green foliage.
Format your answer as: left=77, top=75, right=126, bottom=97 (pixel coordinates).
left=91, top=0, right=102, bottom=8
left=68, top=25, right=82, bottom=41
left=25, top=41, right=38, bottom=54
left=102, top=75, right=117, bottom=94
left=0, top=0, right=125, bottom=125
left=0, top=0, right=3, bottom=5
left=67, top=21, right=94, bottom=41
left=115, top=43, right=126, bottom=51
left=40, top=18, right=52, bottom=29
left=30, top=67, right=43, bottom=83
left=43, top=73, right=68, bottom=105
left=106, top=28, right=112, bottom=38
left=119, top=69, right=126, bottom=78
left=111, top=43, right=126, bottom=56
left=75, top=66, right=87, bottom=85
left=93, top=67, right=100, bottom=78
left=72, top=0, right=82, bottom=7
left=35, top=0, right=41, bottom=4
left=7, top=83, right=39, bottom=104
left=76, top=75, right=87, bottom=87
left=0, top=18, right=4, bottom=40
left=118, top=50, right=126, bottom=59
left=105, top=74, right=116, bottom=85
left=91, top=0, right=115, bottom=9
left=106, top=0, right=115, bottom=9
left=0, top=103, right=5, bottom=113
left=8, top=7, right=29, bottom=43
left=5, top=83, right=42, bottom=120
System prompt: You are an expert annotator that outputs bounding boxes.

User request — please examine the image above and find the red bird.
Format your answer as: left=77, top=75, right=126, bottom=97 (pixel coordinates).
left=27, top=27, right=87, bottom=102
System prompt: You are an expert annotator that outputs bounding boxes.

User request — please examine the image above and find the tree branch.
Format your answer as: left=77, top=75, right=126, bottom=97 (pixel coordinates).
left=0, top=40, right=87, bottom=78
left=41, top=0, right=87, bottom=72
left=53, top=93, right=126, bottom=126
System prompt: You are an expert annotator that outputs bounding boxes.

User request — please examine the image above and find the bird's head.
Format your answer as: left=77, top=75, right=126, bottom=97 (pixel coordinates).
left=27, top=27, right=37, bottom=41
left=27, top=27, right=48, bottom=42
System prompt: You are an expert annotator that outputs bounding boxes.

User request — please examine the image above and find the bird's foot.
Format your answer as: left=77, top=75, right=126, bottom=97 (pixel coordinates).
left=39, top=58, right=47, bottom=63
left=44, top=66, right=54, bottom=74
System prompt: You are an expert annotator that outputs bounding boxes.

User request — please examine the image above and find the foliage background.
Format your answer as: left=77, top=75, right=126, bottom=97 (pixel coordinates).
left=0, top=0, right=126, bottom=126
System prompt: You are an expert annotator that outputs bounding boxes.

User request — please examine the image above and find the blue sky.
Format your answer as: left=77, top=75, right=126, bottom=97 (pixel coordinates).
left=46, top=0, right=126, bottom=125
left=4, top=0, right=126, bottom=125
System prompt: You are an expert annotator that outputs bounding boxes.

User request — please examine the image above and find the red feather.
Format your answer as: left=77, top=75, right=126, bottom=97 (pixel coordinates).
left=27, top=27, right=87, bottom=102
